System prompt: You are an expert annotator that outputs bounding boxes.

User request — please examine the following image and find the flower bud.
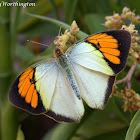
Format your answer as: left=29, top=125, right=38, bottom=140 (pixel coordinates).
left=71, top=20, right=78, bottom=30
left=129, top=48, right=134, bottom=53
left=122, top=7, right=130, bottom=14
left=125, top=12, right=133, bottom=19
left=126, top=91, right=132, bottom=97
left=132, top=52, right=139, bottom=58
left=113, top=13, right=120, bottom=19
left=105, top=16, right=112, bottom=20
left=133, top=94, right=140, bottom=100
left=105, top=20, right=113, bottom=28
left=136, top=102, right=140, bottom=107
left=135, top=36, right=139, bottom=41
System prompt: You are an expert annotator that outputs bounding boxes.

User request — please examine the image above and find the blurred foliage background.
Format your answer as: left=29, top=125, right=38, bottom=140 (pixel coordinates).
left=0, top=0, right=140, bottom=140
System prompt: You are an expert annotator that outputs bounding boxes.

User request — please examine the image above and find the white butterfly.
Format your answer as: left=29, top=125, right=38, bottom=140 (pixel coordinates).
left=9, top=30, right=131, bottom=122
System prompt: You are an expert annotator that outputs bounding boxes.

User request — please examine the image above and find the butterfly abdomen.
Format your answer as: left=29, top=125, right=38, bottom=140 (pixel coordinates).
left=56, top=55, right=81, bottom=99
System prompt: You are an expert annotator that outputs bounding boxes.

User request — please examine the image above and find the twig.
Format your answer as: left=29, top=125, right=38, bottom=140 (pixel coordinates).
left=115, top=64, right=137, bottom=89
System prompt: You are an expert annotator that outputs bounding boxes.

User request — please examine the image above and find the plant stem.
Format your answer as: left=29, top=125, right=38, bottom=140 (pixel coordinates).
left=115, top=64, right=137, bottom=89
left=1, top=6, right=20, bottom=140
left=1, top=103, right=19, bottom=140
left=0, top=14, right=12, bottom=140
left=26, top=13, right=88, bottom=39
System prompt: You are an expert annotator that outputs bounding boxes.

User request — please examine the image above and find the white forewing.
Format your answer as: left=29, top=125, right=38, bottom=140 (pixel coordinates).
left=48, top=68, right=84, bottom=122
left=35, top=59, right=58, bottom=110
left=71, top=63, right=114, bottom=109
left=35, top=59, right=84, bottom=122
left=66, top=42, right=115, bottom=109
left=66, top=42, right=114, bottom=76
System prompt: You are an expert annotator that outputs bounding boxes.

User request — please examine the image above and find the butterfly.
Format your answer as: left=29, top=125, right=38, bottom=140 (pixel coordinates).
left=9, top=30, right=131, bottom=123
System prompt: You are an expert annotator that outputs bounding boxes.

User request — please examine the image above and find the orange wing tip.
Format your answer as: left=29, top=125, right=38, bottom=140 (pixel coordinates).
left=99, top=42, right=118, bottom=48
left=18, top=77, right=28, bottom=92
left=19, top=74, right=28, bottom=82
left=100, top=48, right=120, bottom=56
left=29, top=70, right=34, bottom=79
left=19, top=68, right=33, bottom=82
left=86, top=31, right=129, bottom=66
left=25, top=84, right=34, bottom=103
left=87, top=33, right=119, bottom=52
left=103, top=53, right=120, bottom=64
left=87, top=33, right=118, bottom=43
left=18, top=80, right=25, bottom=88
left=31, top=90, right=38, bottom=108
left=9, top=71, right=46, bottom=114
left=21, top=68, right=33, bottom=76
left=17, top=68, right=38, bottom=108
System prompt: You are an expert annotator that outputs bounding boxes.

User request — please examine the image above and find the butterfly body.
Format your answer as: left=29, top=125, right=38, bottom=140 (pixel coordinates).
left=56, top=53, right=81, bottom=99
left=9, top=30, right=131, bottom=122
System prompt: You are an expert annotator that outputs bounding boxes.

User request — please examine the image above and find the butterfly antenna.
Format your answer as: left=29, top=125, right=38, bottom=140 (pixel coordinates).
left=58, top=24, right=62, bottom=37
left=27, top=40, right=49, bottom=47
left=56, top=24, right=62, bottom=47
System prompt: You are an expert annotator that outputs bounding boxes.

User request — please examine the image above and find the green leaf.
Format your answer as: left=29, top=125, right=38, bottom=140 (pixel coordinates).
left=131, top=77, right=140, bottom=94
left=76, top=97, right=128, bottom=138
left=109, top=0, right=121, bottom=13
left=24, top=22, right=59, bottom=37
left=27, top=44, right=55, bottom=65
left=95, top=0, right=113, bottom=14
left=16, top=126, right=25, bottom=140
left=48, top=0, right=60, bottom=19
left=0, top=0, right=10, bottom=23
left=18, top=0, right=63, bottom=32
left=16, top=44, right=35, bottom=61
left=43, top=106, right=93, bottom=140
left=85, top=14, right=107, bottom=34
left=43, top=123, right=79, bottom=140
left=43, top=97, right=128, bottom=140
left=0, top=21, right=12, bottom=76
left=89, top=127, right=128, bottom=140
left=125, top=110, right=140, bottom=140
left=64, top=0, right=79, bottom=24
left=1, top=103, right=19, bottom=140
left=127, top=0, right=140, bottom=15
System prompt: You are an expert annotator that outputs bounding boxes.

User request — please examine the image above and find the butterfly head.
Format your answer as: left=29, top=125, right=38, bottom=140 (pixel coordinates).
left=54, top=46, right=64, bottom=58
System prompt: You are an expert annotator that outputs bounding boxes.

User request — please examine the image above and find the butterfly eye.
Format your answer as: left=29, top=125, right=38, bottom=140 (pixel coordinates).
left=55, top=48, right=64, bottom=55
left=56, top=49, right=60, bottom=54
